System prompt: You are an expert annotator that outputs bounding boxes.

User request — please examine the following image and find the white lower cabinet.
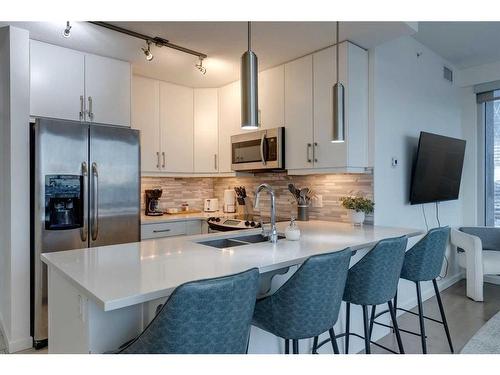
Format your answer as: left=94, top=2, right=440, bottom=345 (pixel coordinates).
left=141, top=220, right=202, bottom=240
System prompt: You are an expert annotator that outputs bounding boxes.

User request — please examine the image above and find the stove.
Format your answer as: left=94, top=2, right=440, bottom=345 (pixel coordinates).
left=207, top=214, right=286, bottom=232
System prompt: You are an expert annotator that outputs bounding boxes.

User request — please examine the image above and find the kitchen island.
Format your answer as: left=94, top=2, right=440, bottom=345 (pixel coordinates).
left=41, top=221, right=423, bottom=354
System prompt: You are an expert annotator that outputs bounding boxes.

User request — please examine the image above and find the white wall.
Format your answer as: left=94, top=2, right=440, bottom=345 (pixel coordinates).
left=0, top=26, right=31, bottom=353
left=371, top=35, right=469, bottom=314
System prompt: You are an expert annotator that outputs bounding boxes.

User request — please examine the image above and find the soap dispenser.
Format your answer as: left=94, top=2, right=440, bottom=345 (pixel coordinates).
left=285, top=216, right=301, bottom=241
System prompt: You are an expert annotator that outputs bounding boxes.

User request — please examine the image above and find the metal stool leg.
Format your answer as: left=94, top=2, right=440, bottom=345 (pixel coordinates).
left=292, top=339, right=299, bottom=354
left=432, top=279, right=454, bottom=353
left=369, top=305, right=376, bottom=339
left=362, top=305, right=371, bottom=354
left=312, top=336, right=318, bottom=354
left=345, top=302, right=350, bottom=354
left=416, top=281, right=427, bottom=354
left=285, top=339, right=290, bottom=354
left=388, top=300, right=405, bottom=354
left=328, top=328, right=340, bottom=354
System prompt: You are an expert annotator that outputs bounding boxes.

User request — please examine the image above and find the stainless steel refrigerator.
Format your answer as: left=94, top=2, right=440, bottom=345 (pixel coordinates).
left=30, top=117, right=140, bottom=348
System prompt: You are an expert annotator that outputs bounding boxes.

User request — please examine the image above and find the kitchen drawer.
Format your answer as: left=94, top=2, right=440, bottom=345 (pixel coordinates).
left=141, top=222, right=188, bottom=240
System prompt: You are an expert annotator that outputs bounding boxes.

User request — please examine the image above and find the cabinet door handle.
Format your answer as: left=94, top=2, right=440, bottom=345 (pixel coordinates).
left=307, top=143, right=312, bottom=163
left=214, top=154, right=218, bottom=170
left=79, top=95, right=84, bottom=121
left=153, top=229, right=171, bottom=233
left=313, top=142, right=318, bottom=163
left=88, top=96, right=94, bottom=121
left=162, top=152, right=166, bottom=168
left=156, top=152, right=160, bottom=169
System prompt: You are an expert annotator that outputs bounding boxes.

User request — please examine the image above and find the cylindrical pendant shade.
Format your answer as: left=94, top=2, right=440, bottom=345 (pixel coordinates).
left=241, top=50, right=259, bottom=129
left=332, top=82, right=345, bottom=142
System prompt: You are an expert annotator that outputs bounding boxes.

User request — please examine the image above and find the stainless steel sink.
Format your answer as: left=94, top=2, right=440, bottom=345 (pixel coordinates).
left=198, top=234, right=285, bottom=249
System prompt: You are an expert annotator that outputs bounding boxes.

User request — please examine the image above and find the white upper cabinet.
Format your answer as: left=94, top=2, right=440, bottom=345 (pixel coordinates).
left=84, top=54, right=131, bottom=127
left=284, top=55, right=314, bottom=170
left=312, top=42, right=369, bottom=170
left=194, top=89, right=219, bottom=173
left=30, top=40, right=85, bottom=122
left=132, top=76, right=160, bottom=173
left=159, top=82, right=194, bottom=173
left=258, top=65, right=284, bottom=129
left=30, top=40, right=131, bottom=127
left=218, top=81, right=242, bottom=173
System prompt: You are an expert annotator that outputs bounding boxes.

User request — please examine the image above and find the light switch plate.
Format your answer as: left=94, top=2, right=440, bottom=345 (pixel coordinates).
left=391, top=157, right=399, bottom=167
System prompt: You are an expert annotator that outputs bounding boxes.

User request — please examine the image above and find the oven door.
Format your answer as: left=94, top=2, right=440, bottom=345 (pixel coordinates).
left=231, top=127, right=284, bottom=171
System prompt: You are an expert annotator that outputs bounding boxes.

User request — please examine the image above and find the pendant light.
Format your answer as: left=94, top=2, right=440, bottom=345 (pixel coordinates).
left=241, top=21, right=259, bottom=130
left=332, top=21, right=345, bottom=143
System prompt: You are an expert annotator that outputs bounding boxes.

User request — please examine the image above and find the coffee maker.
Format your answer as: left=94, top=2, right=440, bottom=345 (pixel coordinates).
left=145, top=189, right=163, bottom=216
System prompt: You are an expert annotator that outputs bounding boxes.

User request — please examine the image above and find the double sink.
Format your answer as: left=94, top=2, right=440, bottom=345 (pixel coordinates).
left=198, top=233, right=285, bottom=249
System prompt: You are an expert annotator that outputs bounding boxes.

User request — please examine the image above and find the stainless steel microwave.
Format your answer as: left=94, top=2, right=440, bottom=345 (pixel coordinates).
left=231, top=127, right=285, bottom=172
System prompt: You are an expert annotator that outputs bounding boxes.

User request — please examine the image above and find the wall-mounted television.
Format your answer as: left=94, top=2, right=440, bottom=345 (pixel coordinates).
left=409, top=131, right=466, bottom=205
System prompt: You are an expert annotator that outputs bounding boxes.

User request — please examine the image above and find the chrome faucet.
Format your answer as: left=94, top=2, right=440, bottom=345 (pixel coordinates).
left=254, top=183, right=278, bottom=243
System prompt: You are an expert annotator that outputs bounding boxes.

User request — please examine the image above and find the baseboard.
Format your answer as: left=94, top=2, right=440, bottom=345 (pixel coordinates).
left=397, top=271, right=465, bottom=313
left=0, top=312, right=32, bottom=353
left=484, top=275, right=500, bottom=286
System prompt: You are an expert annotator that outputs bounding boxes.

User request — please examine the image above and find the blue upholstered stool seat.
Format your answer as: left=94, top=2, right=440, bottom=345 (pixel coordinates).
left=252, top=249, right=352, bottom=354
left=118, top=268, right=260, bottom=354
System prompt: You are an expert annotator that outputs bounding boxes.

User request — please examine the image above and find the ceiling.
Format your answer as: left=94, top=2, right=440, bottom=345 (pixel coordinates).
left=413, top=22, right=500, bottom=69
left=1, top=21, right=417, bottom=88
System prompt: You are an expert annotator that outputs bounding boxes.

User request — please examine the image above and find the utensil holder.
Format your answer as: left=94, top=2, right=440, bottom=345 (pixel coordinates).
left=297, top=205, right=309, bottom=221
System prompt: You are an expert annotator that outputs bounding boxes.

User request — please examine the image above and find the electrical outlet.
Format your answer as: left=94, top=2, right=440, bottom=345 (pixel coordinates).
left=312, top=194, right=323, bottom=208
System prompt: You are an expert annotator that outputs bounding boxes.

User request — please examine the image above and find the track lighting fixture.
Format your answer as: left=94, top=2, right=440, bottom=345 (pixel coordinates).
left=195, top=57, right=206, bottom=75
left=63, top=21, right=72, bottom=38
left=142, top=41, right=154, bottom=62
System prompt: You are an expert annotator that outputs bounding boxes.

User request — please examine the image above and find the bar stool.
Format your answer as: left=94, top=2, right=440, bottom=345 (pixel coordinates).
left=118, top=268, right=260, bottom=354
left=314, top=236, right=408, bottom=354
left=252, top=249, right=352, bottom=354
left=372, top=226, right=454, bottom=354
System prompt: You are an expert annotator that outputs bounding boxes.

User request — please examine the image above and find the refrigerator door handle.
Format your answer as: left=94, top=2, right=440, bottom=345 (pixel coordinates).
left=81, top=161, right=88, bottom=242
left=91, top=162, right=99, bottom=241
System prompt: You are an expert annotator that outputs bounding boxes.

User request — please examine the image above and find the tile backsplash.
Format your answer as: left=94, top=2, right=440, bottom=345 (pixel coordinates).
left=141, top=172, right=373, bottom=223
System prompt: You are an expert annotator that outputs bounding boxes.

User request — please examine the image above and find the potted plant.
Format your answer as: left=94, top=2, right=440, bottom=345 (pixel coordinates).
left=339, top=195, right=374, bottom=225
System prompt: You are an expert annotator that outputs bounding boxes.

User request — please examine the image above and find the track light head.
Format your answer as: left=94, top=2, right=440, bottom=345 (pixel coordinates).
left=63, top=21, right=72, bottom=38
left=195, top=57, right=206, bottom=75
left=142, top=41, right=154, bottom=62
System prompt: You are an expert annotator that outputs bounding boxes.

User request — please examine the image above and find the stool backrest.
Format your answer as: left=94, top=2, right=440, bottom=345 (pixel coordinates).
left=121, top=268, right=260, bottom=354
left=401, top=226, right=450, bottom=281
left=268, top=248, right=352, bottom=339
left=343, top=236, right=408, bottom=306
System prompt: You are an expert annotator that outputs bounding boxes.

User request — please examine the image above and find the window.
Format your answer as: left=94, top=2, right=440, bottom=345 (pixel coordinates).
left=484, top=91, right=500, bottom=226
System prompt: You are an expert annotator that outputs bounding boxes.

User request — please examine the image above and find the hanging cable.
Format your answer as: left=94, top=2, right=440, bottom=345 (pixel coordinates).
left=435, top=201, right=441, bottom=227
left=421, top=204, right=429, bottom=231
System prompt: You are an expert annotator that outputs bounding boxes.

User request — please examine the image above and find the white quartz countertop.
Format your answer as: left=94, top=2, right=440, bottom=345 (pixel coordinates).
left=141, top=210, right=232, bottom=224
left=41, top=221, right=423, bottom=312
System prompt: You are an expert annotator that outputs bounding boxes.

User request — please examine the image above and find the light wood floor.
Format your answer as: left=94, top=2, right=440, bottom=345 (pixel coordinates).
left=1, top=279, right=499, bottom=354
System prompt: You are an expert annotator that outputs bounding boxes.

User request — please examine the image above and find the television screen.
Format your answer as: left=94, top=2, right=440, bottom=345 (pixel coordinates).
left=410, top=132, right=466, bottom=205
